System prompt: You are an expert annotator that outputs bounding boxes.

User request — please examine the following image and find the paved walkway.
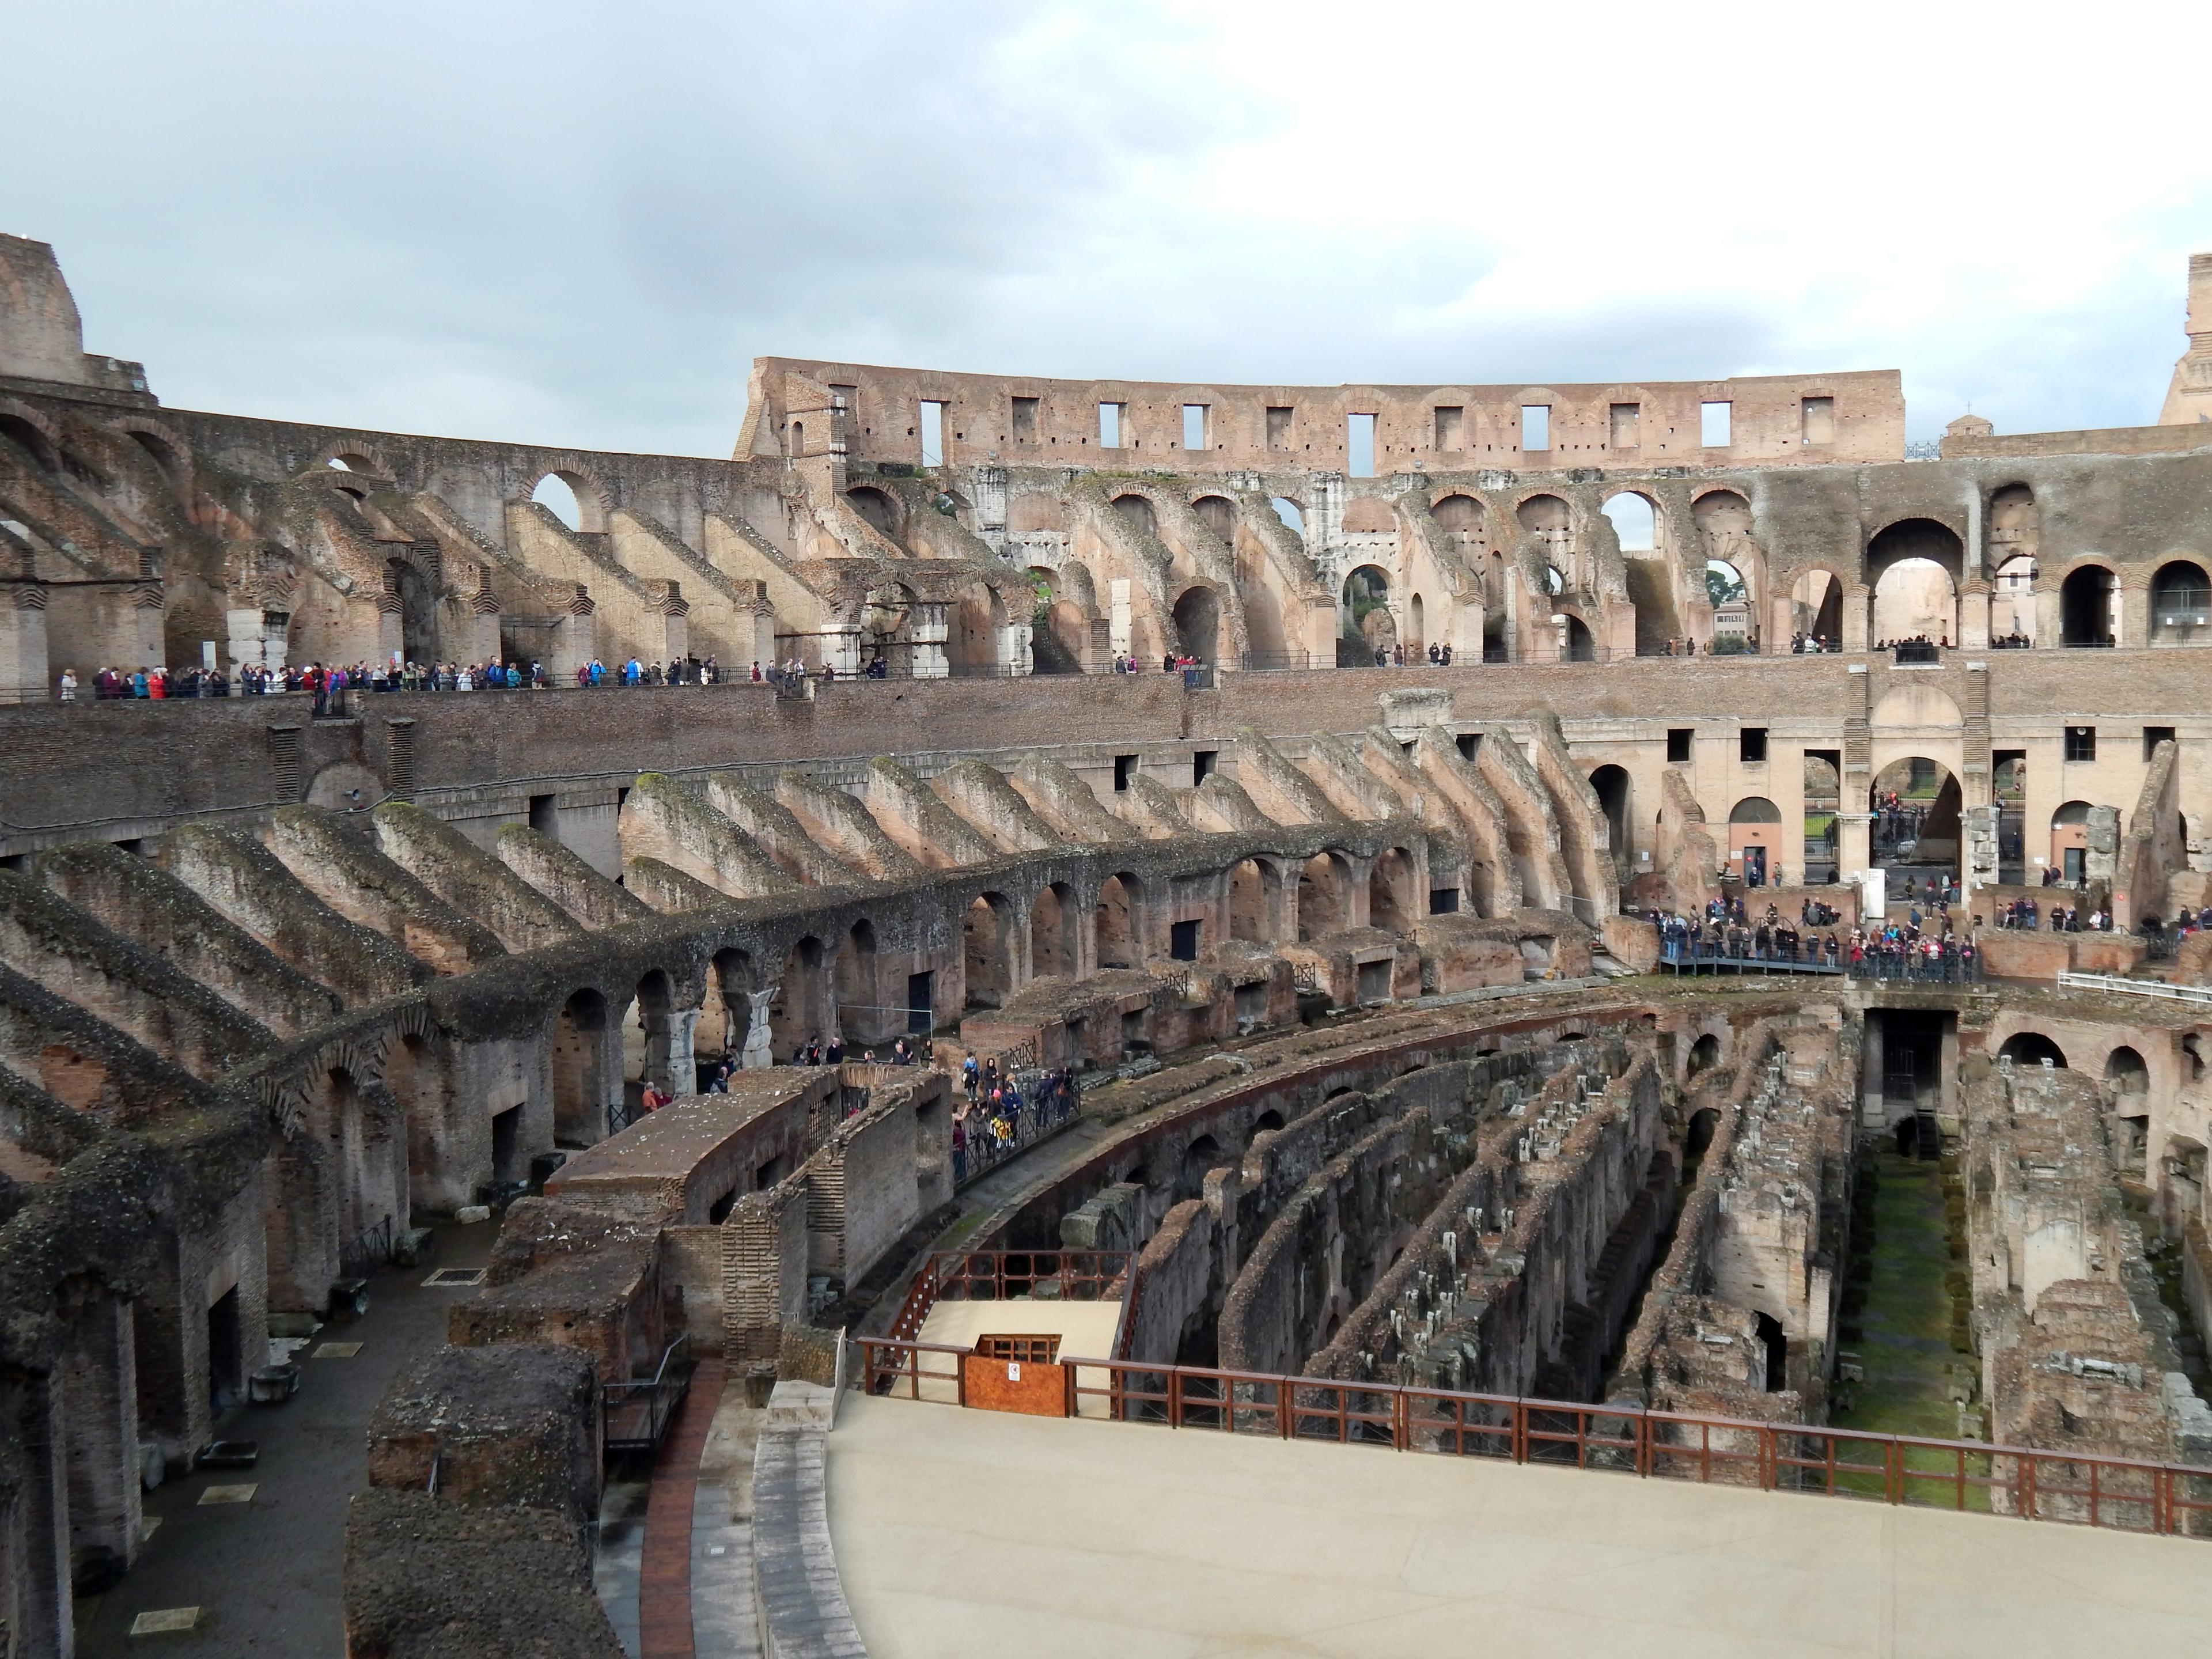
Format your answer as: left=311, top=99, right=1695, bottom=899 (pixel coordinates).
left=71, top=1221, right=494, bottom=1657
left=829, top=1392, right=2212, bottom=1658
left=639, top=1358, right=726, bottom=1659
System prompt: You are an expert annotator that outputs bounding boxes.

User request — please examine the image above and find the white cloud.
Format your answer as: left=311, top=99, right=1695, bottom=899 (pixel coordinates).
left=5, top=0, right=2206, bottom=453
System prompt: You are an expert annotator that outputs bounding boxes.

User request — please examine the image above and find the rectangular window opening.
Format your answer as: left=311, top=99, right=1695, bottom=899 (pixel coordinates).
left=1113, top=753, right=1137, bottom=793
left=527, top=793, right=559, bottom=840
left=905, top=971, right=935, bottom=1033
left=1347, top=412, right=1377, bottom=478
left=2145, top=726, right=2176, bottom=761
left=1429, top=887, right=1461, bottom=915
left=1098, top=402, right=1124, bottom=449
left=1169, top=918, right=1201, bottom=961
left=1433, top=406, right=1464, bottom=452
left=1266, top=406, right=1293, bottom=450
left=1182, top=404, right=1208, bottom=450
left=2065, top=726, right=2097, bottom=763
left=1701, top=400, right=1733, bottom=449
left=1011, top=396, right=1038, bottom=440
left=1609, top=403, right=1641, bottom=450
left=1456, top=732, right=1480, bottom=762
left=1800, top=396, right=1834, bottom=446
left=1667, top=728, right=1694, bottom=764
left=1192, top=749, right=1217, bottom=786
left=1740, top=727, right=1768, bottom=764
left=919, top=400, right=946, bottom=466
left=1521, top=404, right=1550, bottom=452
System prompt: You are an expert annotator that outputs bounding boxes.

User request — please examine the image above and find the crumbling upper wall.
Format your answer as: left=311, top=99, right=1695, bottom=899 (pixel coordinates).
left=743, top=356, right=1906, bottom=474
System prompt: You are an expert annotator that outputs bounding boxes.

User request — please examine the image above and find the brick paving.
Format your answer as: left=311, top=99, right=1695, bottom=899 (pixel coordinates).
left=637, top=1357, right=726, bottom=1659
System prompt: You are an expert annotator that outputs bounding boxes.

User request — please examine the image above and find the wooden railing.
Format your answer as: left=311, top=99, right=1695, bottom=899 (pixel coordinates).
left=884, top=1249, right=1132, bottom=1346
left=851, top=1340, right=2212, bottom=1539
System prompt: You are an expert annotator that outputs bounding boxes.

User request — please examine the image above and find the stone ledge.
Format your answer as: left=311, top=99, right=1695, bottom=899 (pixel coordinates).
left=751, top=1423, right=869, bottom=1658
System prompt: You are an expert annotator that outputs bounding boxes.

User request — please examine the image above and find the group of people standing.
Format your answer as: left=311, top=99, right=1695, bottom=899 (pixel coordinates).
left=1993, top=897, right=2109, bottom=933
left=951, top=1058, right=1078, bottom=1184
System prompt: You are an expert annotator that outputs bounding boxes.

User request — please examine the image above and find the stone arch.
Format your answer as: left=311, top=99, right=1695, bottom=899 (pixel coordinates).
left=1600, top=490, right=1659, bottom=553
left=1870, top=757, right=1962, bottom=876
left=846, top=486, right=900, bottom=537
left=1589, top=764, right=1631, bottom=865
left=1297, top=852, right=1351, bottom=941
left=384, top=556, right=437, bottom=666
left=1728, top=796, right=1783, bottom=887
left=625, top=969, right=677, bottom=1096
left=1228, top=858, right=1273, bottom=942
left=2150, top=558, right=2211, bottom=643
left=1191, top=494, right=1237, bottom=543
left=1270, top=497, right=1305, bottom=536
left=1787, top=567, right=1844, bottom=643
left=769, top=936, right=830, bottom=1061
left=1110, top=493, right=1158, bottom=537
left=107, top=416, right=194, bottom=487
left=1171, top=585, right=1220, bottom=662
left=1560, top=612, right=1596, bottom=661
left=1369, top=847, right=1416, bottom=932
left=1095, top=872, right=1143, bottom=969
left=1998, top=1031, right=2067, bottom=1069
left=1688, top=1033, right=1723, bottom=1077
left=1342, top=565, right=1393, bottom=662
left=1866, top=518, right=1964, bottom=642
left=835, top=919, right=881, bottom=1043
left=0, top=399, right=62, bottom=473
left=2050, top=799, right=2094, bottom=881
left=1408, top=592, right=1425, bottom=656
left=1869, top=684, right=1964, bottom=730
left=2104, top=1044, right=2149, bottom=1096
left=963, top=893, right=1017, bottom=1010
left=1430, top=493, right=1486, bottom=537
left=319, top=441, right=395, bottom=479
left=526, top=466, right=610, bottom=534
left=700, top=946, right=755, bottom=1061
left=948, top=581, right=1009, bottom=676
left=2058, top=560, right=2119, bottom=647
left=550, top=987, right=609, bottom=1145
left=1030, top=882, right=1075, bottom=978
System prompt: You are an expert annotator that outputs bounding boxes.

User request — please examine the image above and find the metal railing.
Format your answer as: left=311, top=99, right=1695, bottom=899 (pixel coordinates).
left=339, top=1215, right=393, bottom=1281
left=602, top=1334, right=694, bottom=1460
left=851, top=1340, right=2212, bottom=1539
left=2056, top=971, right=2212, bottom=1006
left=884, top=1249, right=1131, bottom=1345
left=953, top=1071, right=1081, bottom=1188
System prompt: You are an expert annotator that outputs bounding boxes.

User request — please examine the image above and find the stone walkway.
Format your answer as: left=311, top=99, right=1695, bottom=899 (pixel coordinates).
left=639, top=1358, right=727, bottom=1659
left=71, top=1221, right=494, bottom=1657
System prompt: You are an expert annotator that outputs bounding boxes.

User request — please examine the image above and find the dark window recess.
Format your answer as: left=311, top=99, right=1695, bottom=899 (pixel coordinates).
left=1456, top=732, right=1480, bottom=762
left=2065, top=726, right=2097, bottom=762
left=1740, top=728, right=1768, bottom=764
left=755, top=1154, right=787, bottom=1190
left=1192, top=749, right=1217, bottom=786
left=1667, top=728, right=1694, bottom=763
left=1429, top=887, right=1461, bottom=915
left=1169, top=919, right=1201, bottom=961
left=491, top=1105, right=521, bottom=1184
left=2145, top=726, right=2176, bottom=761
left=1113, top=754, right=1137, bottom=792
left=527, top=793, right=559, bottom=838
left=905, top=971, right=935, bottom=1033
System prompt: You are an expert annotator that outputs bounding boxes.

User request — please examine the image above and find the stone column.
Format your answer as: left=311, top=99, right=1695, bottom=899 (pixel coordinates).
left=1842, top=585, right=1870, bottom=653
left=909, top=604, right=948, bottom=679
left=552, top=587, right=594, bottom=683
left=1, top=582, right=50, bottom=702
left=62, top=1291, right=143, bottom=1571
left=1963, top=804, right=2000, bottom=894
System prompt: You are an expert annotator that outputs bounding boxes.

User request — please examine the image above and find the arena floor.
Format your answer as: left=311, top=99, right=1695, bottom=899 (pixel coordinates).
left=828, top=1391, right=2212, bottom=1658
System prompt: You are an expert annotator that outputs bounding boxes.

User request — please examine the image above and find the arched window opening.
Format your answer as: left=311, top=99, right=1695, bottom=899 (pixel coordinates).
left=531, top=473, right=584, bottom=531
left=1297, top=854, right=1346, bottom=942
left=2150, top=559, right=2210, bottom=643
left=1998, top=1031, right=2067, bottom=1069
left=1095, top=874, right=1139, bottom=969
left=1601, top=492, right=1656, bottom=552
left=963, top=895, right=1015, bottom=1011
left=2059, top=565, right=2116, bottom=647
left=1229, top=859, right=1269, bottom=943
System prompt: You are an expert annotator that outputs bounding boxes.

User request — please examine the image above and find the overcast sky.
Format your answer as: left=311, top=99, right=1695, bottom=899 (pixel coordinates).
left=8, top=1, right=2209, bottom=457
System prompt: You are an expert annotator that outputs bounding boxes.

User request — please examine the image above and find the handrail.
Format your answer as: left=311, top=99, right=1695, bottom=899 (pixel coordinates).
left=851, top=1338, right=2212, bottom=1539
left=2058, top=970, right=2212, bottom=1005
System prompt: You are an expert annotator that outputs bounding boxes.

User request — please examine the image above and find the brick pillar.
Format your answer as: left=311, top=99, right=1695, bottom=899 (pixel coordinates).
left=1, top=582, right=50, bottom=703
left=61, top=1291, right=143, bottom=1571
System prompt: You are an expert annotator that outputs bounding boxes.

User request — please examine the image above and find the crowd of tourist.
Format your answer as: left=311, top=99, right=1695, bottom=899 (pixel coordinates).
left=1991, top=897, right=2111, bottom=933
left=1650, top=892, right=1984, bottom=980
left=952, top=1058, right=1080, bottom=1184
